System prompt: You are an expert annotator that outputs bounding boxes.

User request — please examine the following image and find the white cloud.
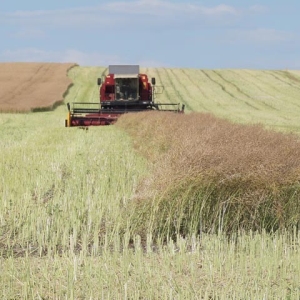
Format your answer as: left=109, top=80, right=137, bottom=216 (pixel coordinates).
left=249, top=5, right=268, bottom=14
left=228, top=28, right=296, bottom=44
left=0, top=48, right=122, bottom=66
left=12, top=29, right=45, bottom=39
left=104, top=1, right=239, bottom=17
left=0, top=1, right=243, bottom=29
left=200, top=4, right=239, bottom=16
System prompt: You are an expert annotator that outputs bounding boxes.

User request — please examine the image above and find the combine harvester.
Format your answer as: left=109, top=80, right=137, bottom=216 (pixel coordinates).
left=65, top=65, right=185, bottom=126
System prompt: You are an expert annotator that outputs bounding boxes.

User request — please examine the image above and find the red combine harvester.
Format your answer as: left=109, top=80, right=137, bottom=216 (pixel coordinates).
left=65, top=65, right=185, bottom=126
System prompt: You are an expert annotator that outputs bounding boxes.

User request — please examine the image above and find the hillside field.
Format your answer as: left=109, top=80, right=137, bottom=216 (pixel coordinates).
left=1, top=64, right=300, bottom=298
left=0, top=63, right=76, bottom=112
left=65, top=66, right=300, bottom=132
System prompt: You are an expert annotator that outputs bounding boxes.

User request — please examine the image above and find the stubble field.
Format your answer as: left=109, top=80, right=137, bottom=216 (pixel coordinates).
left=0, top=63, right=76, bottom=112
left=1, top=64, right=300, bottom=299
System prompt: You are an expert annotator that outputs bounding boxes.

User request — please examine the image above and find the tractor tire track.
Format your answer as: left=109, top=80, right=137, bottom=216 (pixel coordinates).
left=262, top=70, right=300, bottom=108
left=265, top=70, right=300, bottom=91
left=201, top=70, right=259, bottom=110
left=169, top=69, right=207, bottom=111
left=284, top=71, right=300, bottom=83
left=242, top=70, right=300, bottom=109
left=181, top=69, right=228, bottom=110
left=213, top=70, right=277, bottom=111
left=162, top=68, right=192, bottom=111
left=264, top=71, right=300, bottom=107
left=181, top=69, right=209, bottom=99
left=229, top=70, right=275, bottom=96
left=155, top=68, right=174, bottom=105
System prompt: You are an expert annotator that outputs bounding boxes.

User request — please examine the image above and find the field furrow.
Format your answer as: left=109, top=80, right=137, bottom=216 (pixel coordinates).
left=179, top=69, right=229, bottom=112
left=180, top=69, right=210, bottom=110
left=228, top=70, right=282, bottom=108
left=242, top=70, right=300, bottom=108
left=230, top=70, right=300, bottom=128
left=151, top=67, right=173, bottom=103
left=270, top=71, right=300, bottom=90
left=214, top=70, right=277, bottom=111
left=170, top=69, right=196, bottom=108
left=157, top=68, right=192, bottom=109
left=203, top=70, right=261, bottom=110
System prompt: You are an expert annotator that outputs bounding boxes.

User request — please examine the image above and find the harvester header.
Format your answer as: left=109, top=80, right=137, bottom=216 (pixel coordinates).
left=66, top=65, right=185, bottom=126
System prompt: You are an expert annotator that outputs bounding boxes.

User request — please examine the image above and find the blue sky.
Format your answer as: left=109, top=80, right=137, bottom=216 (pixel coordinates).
left=1, top=1, right=299, bottom=69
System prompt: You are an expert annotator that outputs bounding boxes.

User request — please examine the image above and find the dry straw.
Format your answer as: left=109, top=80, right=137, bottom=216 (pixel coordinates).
left=117, top=111, right=300, bottom=238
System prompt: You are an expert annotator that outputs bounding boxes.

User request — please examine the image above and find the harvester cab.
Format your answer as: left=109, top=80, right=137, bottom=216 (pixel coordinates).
left=66, top=65, right=185, bottom=127
left=115, top=77, right=138, bottom=100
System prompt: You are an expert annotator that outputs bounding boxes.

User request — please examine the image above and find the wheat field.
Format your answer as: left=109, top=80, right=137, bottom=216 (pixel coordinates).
left=1, top=64, right=300, bottom=299
left=0, top=63, right=76, bottom=112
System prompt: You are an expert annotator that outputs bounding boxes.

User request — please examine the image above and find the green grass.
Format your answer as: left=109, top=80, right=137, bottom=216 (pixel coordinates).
left=1, top=65, right=300, bottom=298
